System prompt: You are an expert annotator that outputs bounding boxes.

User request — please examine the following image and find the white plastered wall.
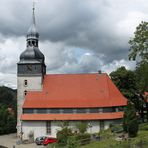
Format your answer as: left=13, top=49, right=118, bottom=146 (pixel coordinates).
left=21, top=120, right=113, bottom=140
left=17, top=76, right=43, bottom=137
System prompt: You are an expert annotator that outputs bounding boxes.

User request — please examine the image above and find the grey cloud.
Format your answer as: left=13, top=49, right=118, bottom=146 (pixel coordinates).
left=0, top=0, right=146, bottom=88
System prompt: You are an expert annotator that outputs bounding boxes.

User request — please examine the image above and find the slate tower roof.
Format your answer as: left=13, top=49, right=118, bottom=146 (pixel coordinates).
left=19, top=5, right=45, bottom=64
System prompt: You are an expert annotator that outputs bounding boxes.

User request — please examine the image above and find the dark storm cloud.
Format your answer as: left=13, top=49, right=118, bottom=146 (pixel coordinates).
left=0, top=0, right=147, bottom=88
left=0, top=0, right=147, bottom=62
left=0, top=0, right=131, bottom=62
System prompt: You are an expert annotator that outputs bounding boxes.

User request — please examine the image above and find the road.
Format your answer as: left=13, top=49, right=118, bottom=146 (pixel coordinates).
left=0, top=134, right=46, bottom=148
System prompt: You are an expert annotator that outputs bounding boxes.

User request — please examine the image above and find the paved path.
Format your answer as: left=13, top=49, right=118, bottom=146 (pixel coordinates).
left=0, top=134, right=46, bottom=148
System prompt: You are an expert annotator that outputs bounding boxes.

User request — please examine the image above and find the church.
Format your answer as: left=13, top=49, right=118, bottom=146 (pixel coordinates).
left=17, top=7, right=127, bottom=140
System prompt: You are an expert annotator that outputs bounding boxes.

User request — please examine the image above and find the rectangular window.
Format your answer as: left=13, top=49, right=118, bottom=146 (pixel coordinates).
left=63, top=109, right=73, bottom=113
left=23, top=109, right=34, bottom=114
left=103, top=107, right=116, bottom=113
left=100, top=120, right=104, bottom=131
left=50, top=109, right=60, bottom=113
left=76, top=109, right=86, bottom=113
left=46, top=121, right=51, bottom=134
left=36, top=109, right=47, bottom=114
left=89, top=108, right=99, bottom=113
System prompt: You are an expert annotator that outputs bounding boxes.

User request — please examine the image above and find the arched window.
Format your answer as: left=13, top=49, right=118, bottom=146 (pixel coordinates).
left=28, top=41, right=31, bottom=46
left=24, top=90, right=27, bottom=96
left=24, top=80, right=28, bottom=87
left=32, top=41, right=35, bottom=46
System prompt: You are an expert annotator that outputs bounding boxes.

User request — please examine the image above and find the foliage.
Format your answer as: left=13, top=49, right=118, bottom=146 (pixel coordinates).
left=0, top=86, right=16, bottom=108
left=0, top=86, right=16, bottom=135
left=67, top=136, right=80, bottom=148
left=139, top=123, right=148, bottom=130
left=76, top=122, right=88, bottom=134
left=110, top=124, right=123, bottom=133
left=128, top=21, right=148, bottom=63
left=128, top=118, right=139, bottom=137
left=99, top=128, right=114, bottom=140
left=75, top=133, right=91, bottom=145
left=109, top=66, right=142, bottom=109
left=28, top=130, right=34, bottom=142
left=57, top=127, right=73, bottom=146
left=0, top=106, right=16, bottom=135
left=123, top=101, right=139, bottom=137
left=135, top=62, right=148, bottom=92
left=81, top=126, right=148, bottom=148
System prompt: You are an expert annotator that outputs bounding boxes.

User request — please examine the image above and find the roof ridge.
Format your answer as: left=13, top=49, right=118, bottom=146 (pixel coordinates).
left=45, top=73, right=107, bottom=76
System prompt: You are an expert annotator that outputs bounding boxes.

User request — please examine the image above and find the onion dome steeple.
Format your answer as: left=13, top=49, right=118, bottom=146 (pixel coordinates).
left=20, top=4, right=45, bottom=64
left=27, top=4, right=39, bottom=45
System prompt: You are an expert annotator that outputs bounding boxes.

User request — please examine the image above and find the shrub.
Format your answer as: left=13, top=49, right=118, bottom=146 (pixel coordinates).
left=75, top=133, right=91, bottom=145
left=67, top=136, right=79, bottom=148
left=139, top=123, right=148, bottom=130
left=110, top=124, right=123, bottom=133
left=76, top=122, right=88, bottom=134
left=57, top=127, right=73, bottom=146
left=28, top=130, right=34, bottom=142
left=123, top=101, right=139, bottom=137
left=128, top=119, right=139, bottom=137
left=98, top=129, right=113, bottom=140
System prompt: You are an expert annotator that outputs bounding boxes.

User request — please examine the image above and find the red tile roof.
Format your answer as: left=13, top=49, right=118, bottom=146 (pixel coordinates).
left=21, top=112, right=124, bottom=121
left=23, top=73, right=127, bottom=108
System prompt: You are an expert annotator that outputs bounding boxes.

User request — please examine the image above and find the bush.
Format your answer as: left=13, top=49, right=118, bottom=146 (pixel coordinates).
left=67, top=136, right=79, bottom=148
left=110, top=124, right=123, bottom=133
left=98, top=128, right=113, bottom=140
left=75, top=133, right=91, bottom=145
left=76, top=122, right=88, bottom=134
left=123, top=101, right=139, bottom=137
left=139, top=123, right=148, bottom=130
left=128, top=119, right=139, bottom=137
left=28, top=130, right=34, bottom=142
left=57, top=127, right=73, bottom=146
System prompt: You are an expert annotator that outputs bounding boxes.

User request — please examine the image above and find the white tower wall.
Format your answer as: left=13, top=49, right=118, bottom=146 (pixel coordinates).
left=17, top=76, right=43, bottom=138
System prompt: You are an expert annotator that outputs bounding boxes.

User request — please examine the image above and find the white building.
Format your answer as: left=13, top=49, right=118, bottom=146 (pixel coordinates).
left=17, top=7, right=127, bottom=140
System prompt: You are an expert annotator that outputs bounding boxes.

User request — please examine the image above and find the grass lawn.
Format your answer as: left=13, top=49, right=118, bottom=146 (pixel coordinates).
left=48, top=124, right=148, bottom=148
left=81, top=129, right=148, bottom=148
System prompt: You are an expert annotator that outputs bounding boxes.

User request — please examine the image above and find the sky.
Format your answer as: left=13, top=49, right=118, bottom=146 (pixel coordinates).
left=0, top=0, right=148, bottom=89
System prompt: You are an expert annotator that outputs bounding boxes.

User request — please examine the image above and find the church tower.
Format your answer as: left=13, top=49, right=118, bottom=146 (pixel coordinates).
left=17, top=6, right=46, bottom=136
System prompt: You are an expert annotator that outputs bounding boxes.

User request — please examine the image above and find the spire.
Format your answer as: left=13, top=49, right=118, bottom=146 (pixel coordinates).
left=32, top=1, right=36, bottom=27
left=26, top=1, right=39, bottom=47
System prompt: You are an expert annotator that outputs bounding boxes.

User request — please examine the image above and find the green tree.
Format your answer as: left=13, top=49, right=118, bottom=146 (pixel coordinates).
left=110, top=66, right=145, bottom=121
left=129, top=21, right=148, bottom=63
left=135, top=63, right=148, bottom=92
left=110, top=66, right=139, bottom=103
left=76, top=122, right=88, bottom=134
left=123, top=101, right=139, bottom=137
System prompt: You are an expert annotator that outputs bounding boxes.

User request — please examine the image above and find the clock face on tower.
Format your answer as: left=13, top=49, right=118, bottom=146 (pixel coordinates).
left=26, top=64, right=32, bottom=71
left=18, top=64, right=43, bottom=75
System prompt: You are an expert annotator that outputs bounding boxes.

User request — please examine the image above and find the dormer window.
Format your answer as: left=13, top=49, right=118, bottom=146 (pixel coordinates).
left=24, top=80, right=28, bottom=87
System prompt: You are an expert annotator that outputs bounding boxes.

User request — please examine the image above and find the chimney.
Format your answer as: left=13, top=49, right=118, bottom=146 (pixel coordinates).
left=98, top=70, right=102, bottom=74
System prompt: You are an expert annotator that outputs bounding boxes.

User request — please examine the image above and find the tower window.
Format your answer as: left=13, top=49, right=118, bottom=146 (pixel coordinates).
left=32, top=41, right=35, bottom=46
left=24, top=90, right=27, bottom=96
left=24, top=80, right=28, bottom=87
left=46, top=121, right=51, bottom=134
left=28, top=41, right=31, bottom=46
